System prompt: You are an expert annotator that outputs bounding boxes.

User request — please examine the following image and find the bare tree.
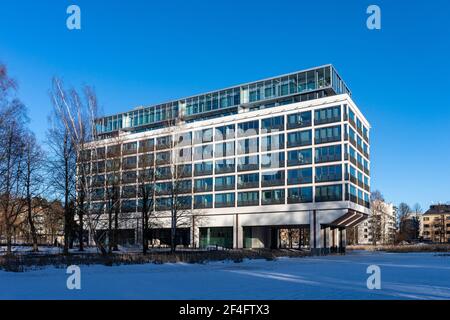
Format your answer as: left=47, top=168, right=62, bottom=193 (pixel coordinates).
left=138, top=150, right=156, bottom=254
left=23, top=132, right=46, bottom=252
left=47, top=106, right=77, bottom=254
left=369, top=190, right=385, bottom=245
left=104, top=143, right=122, bottom=253
left=0, top=64, right=28, bottom=254
left=49, top=78, right=107, bottom=255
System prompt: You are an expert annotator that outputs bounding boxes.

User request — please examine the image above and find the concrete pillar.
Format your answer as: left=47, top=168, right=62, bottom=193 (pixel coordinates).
left=333, top=228, right=340, bottom=250
left=339, top=228, right=346, bottom=253
left=309, top=210, right=321, bottom=254
left=234, top=214, right=243, bottom=249
left=322, top=227, right=331, bottom=254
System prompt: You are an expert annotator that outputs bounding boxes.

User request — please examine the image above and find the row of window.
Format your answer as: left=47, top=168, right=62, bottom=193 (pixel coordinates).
left=94, top=184, right=346, bottom=212
left=86, top=104, right=366, bottom=159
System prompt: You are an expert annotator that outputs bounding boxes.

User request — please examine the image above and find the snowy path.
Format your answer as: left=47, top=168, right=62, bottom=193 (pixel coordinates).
left=1, top=251, right=449, bottom=299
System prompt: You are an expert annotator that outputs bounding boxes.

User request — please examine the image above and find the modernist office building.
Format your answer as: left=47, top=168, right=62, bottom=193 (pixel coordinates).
left=82, top=65, right=371, bottom=253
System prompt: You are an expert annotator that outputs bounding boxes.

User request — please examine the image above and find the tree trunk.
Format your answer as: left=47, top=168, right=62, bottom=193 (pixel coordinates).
left=6, top=225, right=12, bottom=255
left=78, top=210, right=84, bottom=251
left=108, top=210, right=113, bottom=254
left=113, top=210, right=119, bottom=251
left=171, top=210, right=176, bottom=253
left=142, top=212, right=147, bottom=255
left=27, top=205, right=39, bottom=252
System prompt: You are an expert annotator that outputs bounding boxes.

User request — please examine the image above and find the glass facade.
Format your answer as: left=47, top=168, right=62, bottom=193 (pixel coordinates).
left=95, top=65, right=350, bottom=137
left=83, top=66, right=370, bottom=217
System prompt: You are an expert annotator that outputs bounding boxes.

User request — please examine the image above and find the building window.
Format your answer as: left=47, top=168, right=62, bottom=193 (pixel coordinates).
left=314, top=106, right=341, bottom=125
left=215, top=141, right=235, bottom=158
left=238, top=120, right=259, bottom=137
left=215, top=175, right=235, bottom=191
left=315, top=164, right=342, bottom=182
left=262, top=189, right=285, bottom=205
left=315, top=125, right=341, bottom=144
left=315, top=184, right=342, bottom=202
left=215, top=193, right=235, bottom=208
left=287, top=111, right=312, bottom=129
left=261, top=171, right=285, bottom=187
left=139, top=139, right=154, bottom=153
left=194, top=128, right=213, bottom=144
left=315, top=145, right=342, bottom=163
left=287, top=149, right=312, bottom=166
left=237, top=155, right=259, bottom=172
left=237, top=173, right=259, bottom=189
left=123, top=142, right=137, bottom=155
left=194, top=144, right=213, bottom=161
left=261, top=152, right=285, bottom=169
left=287, top=130, right=312, bottom=148
left=194, top=194, right=213, bottom=209
left=215, top=159, right=235, bottom=174
left=215, top=124, right=235, bottom=141
left=238, top=191, right=259, bottom=207
left=261, top=134, right=284, bottom=152
left=287, top=187, right=313, bottom=203
left=156, top=136, right=172, bottom=150
left=155, top=151, right=171, bottom=165
left=194, top=178, right=213, bottom=192
left=261, top=116, right=284, bottom=133
left=237, top=137, right=259, bottom=154
left=194, top=161, right=213, bottom=176
left=287, top=168, right=312, bottom=185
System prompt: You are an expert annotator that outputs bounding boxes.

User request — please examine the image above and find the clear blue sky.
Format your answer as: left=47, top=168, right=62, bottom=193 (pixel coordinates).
left=1, top=0, right=449, bottom=208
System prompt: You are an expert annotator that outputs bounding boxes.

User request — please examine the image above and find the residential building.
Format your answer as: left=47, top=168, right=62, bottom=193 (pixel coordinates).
left=421, top=204, right=450, bottom=243
left=80, top=65, right=371, bottom=253
left=357, top=201, right=396, bottom=245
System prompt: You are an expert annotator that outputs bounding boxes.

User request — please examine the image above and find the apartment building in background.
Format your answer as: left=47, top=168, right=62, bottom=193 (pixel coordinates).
left=79, top=65, right=371, bottom=253
left=422, top=204, right=450, bottom=243
left=357, top=201, right=397, bottom=245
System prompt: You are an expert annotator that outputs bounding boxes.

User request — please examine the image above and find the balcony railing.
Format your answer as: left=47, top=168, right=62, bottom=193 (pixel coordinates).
left=288, top=196, right=313, bottom=204
left=262, top=198, right=285, bottom=205
left=237, top=199, right=259, bottom=207
left=287, top=120, right=312, bottom=130
left=237, top=181, right=259, bottom=189
left=315, top=154, right=341, bottom=163
left=194, top=169, right=213, bottom=176
left=215, top=201, right=235, bottom=208
left=348, top=117, right=356, bottom=130
left=123, top=148, right=137, bottom=156
left=215, top=166, right=235, bottom=174
left=194, top=202, right=213, bottom=209
left=237, top=164, right=259, bottom=172
left=287, top=177, right=312, bottom=185
left=314, top=116, right=341, bottom=126
left=315, top=174, right=342, bottom=183
left=261, top=179, right=285, bottom=187
left=194, top=185, right=213, bottom=193
left=315, top=136, right=341, bottom=144
left=215, top=184, right=235, bottom=191
left=315, top=195, right=342, bottom=202
left=287, top=140, right=312, bottom=148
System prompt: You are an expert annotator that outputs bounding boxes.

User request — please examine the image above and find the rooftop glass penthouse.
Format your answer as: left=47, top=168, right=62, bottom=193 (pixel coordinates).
left=95, top=65, right=350, bottom=138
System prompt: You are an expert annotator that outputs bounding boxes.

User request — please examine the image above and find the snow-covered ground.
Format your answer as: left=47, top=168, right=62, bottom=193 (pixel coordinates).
left=1, top=251, right=449, bottom=300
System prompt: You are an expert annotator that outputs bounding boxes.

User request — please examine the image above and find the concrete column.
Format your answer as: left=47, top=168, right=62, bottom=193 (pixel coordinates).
left=234, top=214, right=243, bottom=249
left=340, top=228, right=347, bottom=253
left=333, top=227, right=339, bottom=250
left=322, top=227, right=331, bottom=253
left=309, top=210, right=321, bottom=254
